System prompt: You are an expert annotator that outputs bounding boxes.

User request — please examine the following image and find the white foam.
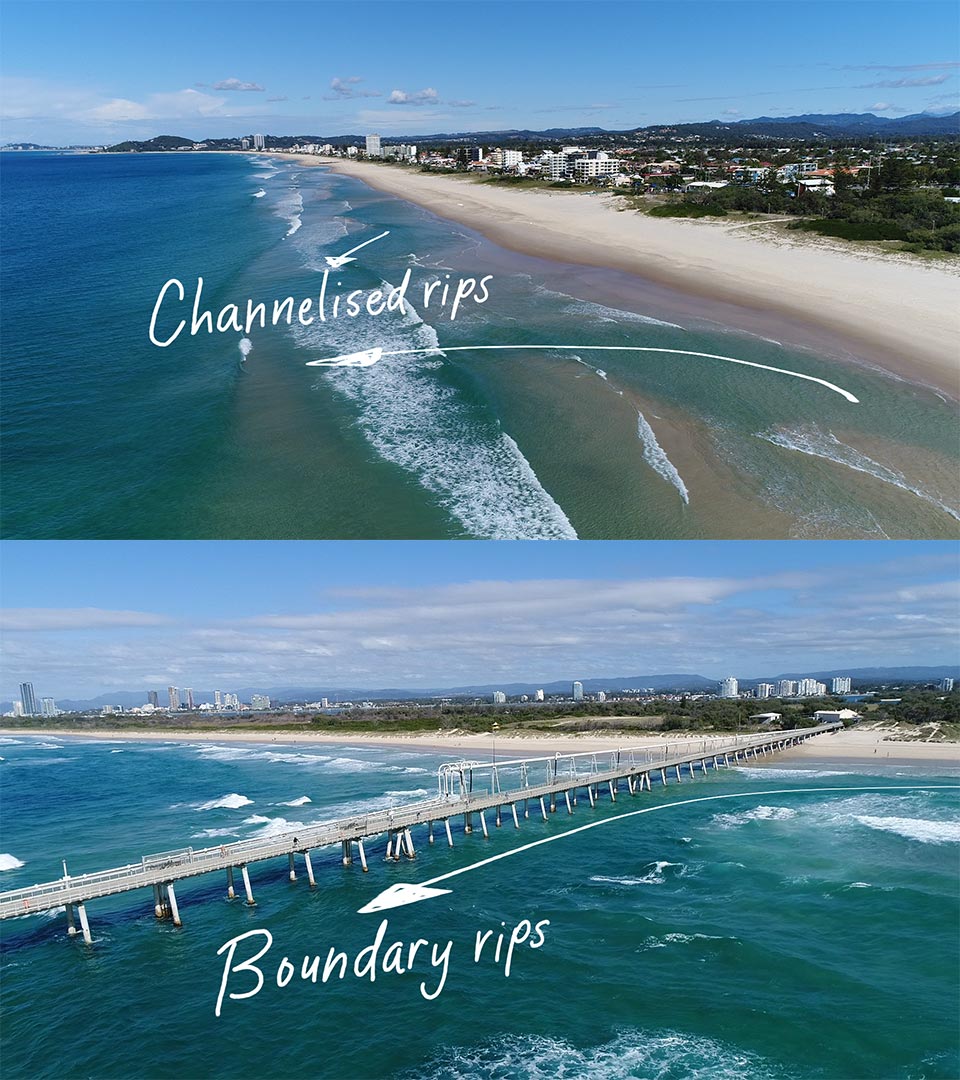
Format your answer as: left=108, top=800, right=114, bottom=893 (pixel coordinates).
left=248, top=816, right=308, bottom=839
left=550, top=291, right=686, bottom=330
left=409, top=1030, right=775, bottom=1080
left=732, top=766, right=853, bottom=780
left=300, top=297, right=578, bottom=539
left=239, top=337, right=253, bottom=361
left=758, top=425, right=960, bottom=522
left=0, top=854, right=25, bottom=871
left=191, top=828, right=240, bottom=840
left=636, top=409, right=689, bottom=503
left=195, top=793, right=253, bottom=811
left=275, top=189, right=304, bottom=237
left=242, top=814, right=272, bottom=825
left=252, top=189, right=266, bottom=198
left=854, top=814, right=960, bottom=844
left=279, top=796, right=312, bottom=807
left=713, top=805, right=798, bottom=829
left=591, top=860, right=681, bottom=886
left=109, top=749, right=123, bottom=754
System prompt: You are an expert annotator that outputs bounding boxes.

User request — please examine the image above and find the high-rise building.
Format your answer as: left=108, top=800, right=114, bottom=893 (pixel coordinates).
left=214, top=690, right=222, bottom=709
left=940, top=677, right=955, bottom=692
left=41, top=698, right=58, bottom=717
left=168, top=686, right=180, bottom=710
left=719, top=677, right=739, bottom=699
left=19, top=682, right=38, bottom=716
left=831, top=677, right=852, bottom=694
left=251, top=694, right=271, bottom=710
left=240, top=137, right=250, bottom=150
left=492, top=691, right=506, bottom=704
left=469, top=147, right=485, bottom=162
left=756, top=683, right=776, bottom=699
left=184, top=688, right=195, bottom=710
left=597, top=691, right=607, bottom=703
left=797, top=678, right=821, bottom=697
left=572, top=681, right=584, bottom=702
left=365, top=133, right=381, bottom=158
left=253, top=133, right=265, bottom=150
left=777, top=679, right=798, bottom=697
left=535, top=689, right=544, bottom=702
left=147, top=690, right=159, bottom=707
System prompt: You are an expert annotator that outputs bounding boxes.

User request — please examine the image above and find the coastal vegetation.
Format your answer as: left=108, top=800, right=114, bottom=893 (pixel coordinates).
left=644, top=157, right=960, bottom=253
left=7, top=689, right=957, bottom=740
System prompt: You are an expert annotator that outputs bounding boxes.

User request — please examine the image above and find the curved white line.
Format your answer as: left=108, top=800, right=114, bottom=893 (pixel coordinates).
left=309, top=345, right=859, bottom=403
left=418, top=784, right=955, bottom=889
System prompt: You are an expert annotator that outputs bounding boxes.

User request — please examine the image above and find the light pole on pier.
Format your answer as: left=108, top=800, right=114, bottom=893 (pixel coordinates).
left=491, top=722, right=500, bottom=793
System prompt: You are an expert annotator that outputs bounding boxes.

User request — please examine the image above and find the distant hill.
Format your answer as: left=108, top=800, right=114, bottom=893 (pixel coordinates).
left=97, top=112, right=960, bottom=155
left=8, top=666, right=956, bottom=713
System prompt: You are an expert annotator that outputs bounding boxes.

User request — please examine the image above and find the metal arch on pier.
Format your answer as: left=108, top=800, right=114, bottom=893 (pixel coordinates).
left=0, top=724, right=841, bottom=938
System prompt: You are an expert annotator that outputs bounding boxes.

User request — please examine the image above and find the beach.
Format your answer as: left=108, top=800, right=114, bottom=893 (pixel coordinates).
left=5, top=723, right=958, bottom=768
left=304, top=157, right=960, bottom=399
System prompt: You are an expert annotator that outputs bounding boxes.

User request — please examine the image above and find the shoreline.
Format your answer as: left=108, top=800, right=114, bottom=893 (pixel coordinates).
left=299, top=156, right=959, bottom=399
left=5, top=725, right=958, bottom=769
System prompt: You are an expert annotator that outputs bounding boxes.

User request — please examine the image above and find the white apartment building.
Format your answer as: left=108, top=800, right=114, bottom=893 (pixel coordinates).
left=253, top=134, right=265, bottom=150
left=755, top=683, right=776, bottom=699
left=365, top=133, right=381, bottom=158
left=572, top=681, right=584, bottom=701
left=535, top=689, right=545, bottom=702
left=831, top=677, right=852, bottom=694
left=492, top=690, right=507, bottom=704
left=719, top=677, right=739, bottom=699
left=777, top=680, right=798, bottom=696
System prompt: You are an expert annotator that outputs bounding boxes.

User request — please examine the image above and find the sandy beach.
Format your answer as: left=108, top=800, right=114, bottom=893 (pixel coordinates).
left=6, top=724, right=958, bottom=768
left=298, top=156, right=959, bottom=398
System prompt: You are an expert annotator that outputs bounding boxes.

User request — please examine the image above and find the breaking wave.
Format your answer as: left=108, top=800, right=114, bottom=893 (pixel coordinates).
left=854, top=815, right=960, bottom=844
left=636, top=409, right=689, bottom=503
left=195, top=793, right=253, bottom=811
left=758, top=425, right=960, bottom=522
left=0, top=854, right=25, bottom=871
left=298, top=293, right=577, bottom=539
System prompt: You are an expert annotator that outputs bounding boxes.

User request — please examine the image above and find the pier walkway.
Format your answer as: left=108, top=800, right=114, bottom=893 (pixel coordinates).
left=0, top=723, right=840, bottom=940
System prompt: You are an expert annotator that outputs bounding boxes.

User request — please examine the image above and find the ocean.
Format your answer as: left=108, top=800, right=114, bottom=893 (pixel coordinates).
left=1, top=734, right=958, bottom=1079
left=2, top=151, right=958, bottom=540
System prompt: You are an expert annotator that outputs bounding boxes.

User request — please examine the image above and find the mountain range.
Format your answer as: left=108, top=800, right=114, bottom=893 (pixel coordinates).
left=34, top=109, right=956, bottom=156
left=10, top=666, right=957, bottom=713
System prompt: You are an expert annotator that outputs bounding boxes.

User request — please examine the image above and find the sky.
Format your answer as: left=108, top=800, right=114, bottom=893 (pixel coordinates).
left=1, top=1, right=958, bottom=145
left=1, top=541, right=957, bottom=699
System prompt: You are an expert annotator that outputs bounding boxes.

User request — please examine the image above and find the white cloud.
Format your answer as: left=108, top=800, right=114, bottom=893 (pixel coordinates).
left=388, top=87, right=440, bottom=106
left=3, top=561, right=956, bottom=698
left=859, top=74, right=951, bottom=88
left=1, top=608, right=173, bottom=631
left=212, top=78, right=265, bottom=92
left=325, top=76, right=380, bottom=101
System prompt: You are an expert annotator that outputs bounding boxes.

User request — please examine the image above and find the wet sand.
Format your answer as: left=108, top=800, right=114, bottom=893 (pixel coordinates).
left=299, top=157, right=959, bottom=400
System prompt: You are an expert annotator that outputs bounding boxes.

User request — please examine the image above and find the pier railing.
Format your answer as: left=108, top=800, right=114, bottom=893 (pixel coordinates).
left=0, top=723, right=840, bottom=923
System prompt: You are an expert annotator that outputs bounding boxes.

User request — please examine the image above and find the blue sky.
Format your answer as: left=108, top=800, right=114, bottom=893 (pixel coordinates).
left=2, top=1, right=957, bottom=144
left=1, top=541, right=957, bottom=697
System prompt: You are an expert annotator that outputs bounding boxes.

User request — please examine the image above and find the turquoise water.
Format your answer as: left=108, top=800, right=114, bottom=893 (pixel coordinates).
left=2, top=152, right=958, bottom=539
left=1, top=735, right=958, bottom=1078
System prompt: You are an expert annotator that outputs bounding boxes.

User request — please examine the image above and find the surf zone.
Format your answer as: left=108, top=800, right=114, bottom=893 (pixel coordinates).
left=148, top=270, right=495, bottom=347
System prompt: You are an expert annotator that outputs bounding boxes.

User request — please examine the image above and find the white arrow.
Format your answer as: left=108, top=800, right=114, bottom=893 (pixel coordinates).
left=324, top=230, right=390, bottom=269
left=356, top=784, right=957, bottom=913
left=306, top=343, right=860, bottom=402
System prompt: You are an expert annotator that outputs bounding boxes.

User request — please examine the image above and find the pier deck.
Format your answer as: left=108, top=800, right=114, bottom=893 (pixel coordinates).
left=0, top=724, right=839, bottom=937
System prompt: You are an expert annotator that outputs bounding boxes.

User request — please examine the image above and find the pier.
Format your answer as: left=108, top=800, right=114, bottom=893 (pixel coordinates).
left=0, top=724, right=840, bottom=941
